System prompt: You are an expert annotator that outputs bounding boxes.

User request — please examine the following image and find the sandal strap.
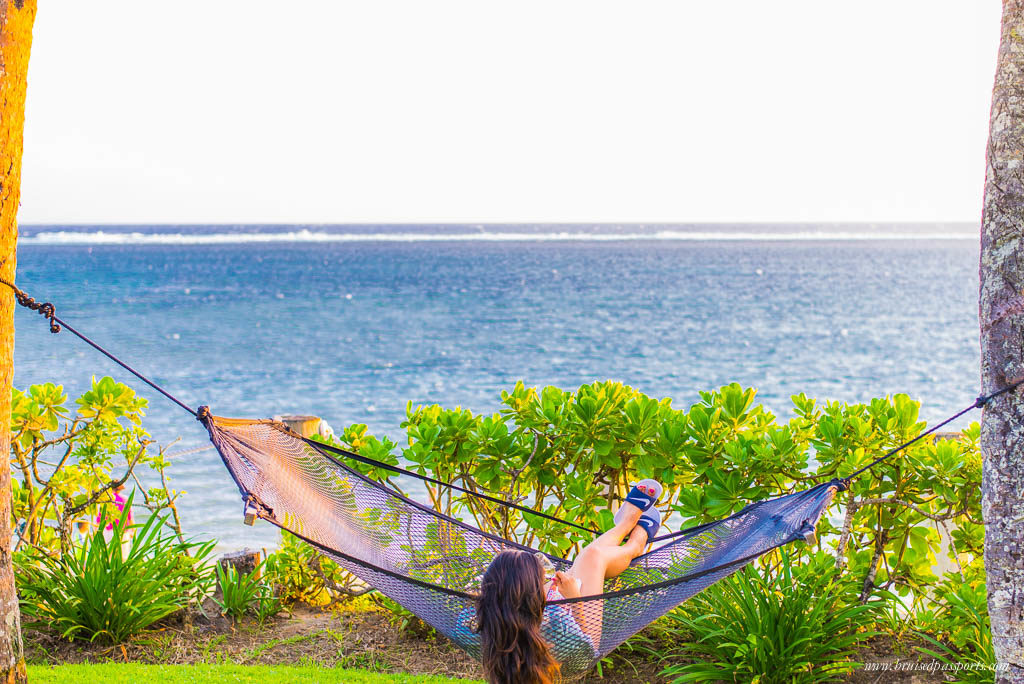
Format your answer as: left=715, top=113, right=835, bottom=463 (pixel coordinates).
left=637, top=514, right=661, bottom=542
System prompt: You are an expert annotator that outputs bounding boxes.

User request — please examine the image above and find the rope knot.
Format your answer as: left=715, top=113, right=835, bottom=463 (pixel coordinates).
left=39, top=303, right=60, bottom=333
left=9, top=287, right=60, bottom=333
left=196, top=405, right=211, bottom=423
left=974, top=394, right=989, bottom=409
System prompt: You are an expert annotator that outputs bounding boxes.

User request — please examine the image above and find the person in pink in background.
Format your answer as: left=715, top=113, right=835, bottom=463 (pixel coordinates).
left=95, top=483, right=135, bottom=554
left=97, top=483, right=133, bottom=531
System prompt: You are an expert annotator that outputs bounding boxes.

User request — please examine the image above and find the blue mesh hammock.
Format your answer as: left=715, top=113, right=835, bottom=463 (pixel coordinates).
left=198, top=409, right=843, bottom=679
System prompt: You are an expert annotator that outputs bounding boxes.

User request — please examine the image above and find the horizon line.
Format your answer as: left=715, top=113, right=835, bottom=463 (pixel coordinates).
left=18, top=227, right=979, bottom=246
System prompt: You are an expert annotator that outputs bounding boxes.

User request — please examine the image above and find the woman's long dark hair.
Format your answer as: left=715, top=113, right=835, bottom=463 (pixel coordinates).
left=475, top=550, right=560, bottom=684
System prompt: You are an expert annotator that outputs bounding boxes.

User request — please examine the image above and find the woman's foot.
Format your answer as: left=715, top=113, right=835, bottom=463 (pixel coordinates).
left=613, top=479, right=663, bottom=525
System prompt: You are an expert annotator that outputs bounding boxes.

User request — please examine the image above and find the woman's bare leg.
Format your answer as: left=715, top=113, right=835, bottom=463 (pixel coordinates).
left=570, top=525, right=648, bottom=593
left=590, top=500, right=644, bottom=549
left=565, top=518, right=651, bottom=646
left=600, top=525, right=649, bottom=578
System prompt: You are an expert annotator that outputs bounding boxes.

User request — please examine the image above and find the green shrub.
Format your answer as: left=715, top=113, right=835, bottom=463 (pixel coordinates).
left=10, top=377, right=187, bottom=555
left=324, top=381, right=982, bottom=608
left=252, top=584, right=286, bottom=625
left=660, top=551, right=884, bottom=683
left=915, top=564, right=995, bottom=683
left=17, top=499, right=215, bottom=643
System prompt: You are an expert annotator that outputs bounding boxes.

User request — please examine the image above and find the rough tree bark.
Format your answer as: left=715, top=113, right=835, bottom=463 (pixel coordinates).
left=0, top=0, right=35, bottom=681
left=981, top=2, right=1024, bottom=681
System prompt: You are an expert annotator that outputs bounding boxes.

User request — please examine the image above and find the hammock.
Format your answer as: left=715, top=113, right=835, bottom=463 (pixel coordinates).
left=199, top=409, right=842, bottom=679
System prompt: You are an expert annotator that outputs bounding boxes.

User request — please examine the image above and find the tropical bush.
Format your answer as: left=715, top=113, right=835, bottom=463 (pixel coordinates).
left=9, top=377, right=186, bottom=554
left=252, top=584, right=287, bottom=625
left=659, top=551, right=886, bottom=683
left=16, top=500, right=215, bottom=643
left=324, top=381, right=982, bottom=605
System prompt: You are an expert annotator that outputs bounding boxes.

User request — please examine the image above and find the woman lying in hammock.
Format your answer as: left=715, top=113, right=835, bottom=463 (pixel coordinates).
left=474, top=479, right=663, bottom=684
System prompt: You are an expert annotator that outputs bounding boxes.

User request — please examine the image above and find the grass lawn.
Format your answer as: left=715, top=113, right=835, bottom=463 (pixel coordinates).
left=27, top=663, right=482, bottom=683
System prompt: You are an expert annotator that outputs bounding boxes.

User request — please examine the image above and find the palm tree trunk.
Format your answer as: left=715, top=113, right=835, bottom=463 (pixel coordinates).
left=981, top=2, right=1024, bottom=681
left=0, top=0, right=36, bottom=681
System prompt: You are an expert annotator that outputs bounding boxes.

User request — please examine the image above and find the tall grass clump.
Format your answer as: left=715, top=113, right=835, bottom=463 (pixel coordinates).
left=17, top=498, right=214, bottom=644
left=215, top=559, right=285, bottom=624
left=661, top=551, right=886, bottom=683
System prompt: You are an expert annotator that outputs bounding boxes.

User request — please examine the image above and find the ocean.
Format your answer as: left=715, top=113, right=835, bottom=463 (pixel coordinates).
left=12, top=223, right=981, bottom=550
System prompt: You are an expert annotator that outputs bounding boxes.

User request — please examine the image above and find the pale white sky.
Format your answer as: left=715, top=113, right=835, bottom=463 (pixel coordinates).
left=19, top=1, right=1002, bottom=224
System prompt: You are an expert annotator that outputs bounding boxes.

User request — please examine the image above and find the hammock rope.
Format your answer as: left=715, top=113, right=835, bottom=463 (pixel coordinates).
left=0, top=276, right=198, bottom=418
left=5, top=278, right=1021, bottom=678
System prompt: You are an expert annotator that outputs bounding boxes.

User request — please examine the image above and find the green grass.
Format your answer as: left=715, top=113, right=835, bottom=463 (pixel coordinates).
left=27, top=663, right=482, bottom=683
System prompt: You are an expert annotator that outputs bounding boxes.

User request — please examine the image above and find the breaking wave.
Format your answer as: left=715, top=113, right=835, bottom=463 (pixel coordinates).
left=19, top=227, right=976, bottom=245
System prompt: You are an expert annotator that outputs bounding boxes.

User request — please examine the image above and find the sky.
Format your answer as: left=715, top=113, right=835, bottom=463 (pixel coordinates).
left=18, top=1, right=1003, bottom=225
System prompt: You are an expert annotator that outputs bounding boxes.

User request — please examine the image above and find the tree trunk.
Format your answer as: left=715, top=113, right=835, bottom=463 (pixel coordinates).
left=981, top=2, right=1024, bottom=681
left=0, top=1, right=36, bottom=681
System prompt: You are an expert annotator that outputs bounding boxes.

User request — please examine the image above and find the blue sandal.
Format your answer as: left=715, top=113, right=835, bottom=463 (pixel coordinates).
left=637, top=507, right=662, bottom=543
left=613, top=479, right=663, bottom=525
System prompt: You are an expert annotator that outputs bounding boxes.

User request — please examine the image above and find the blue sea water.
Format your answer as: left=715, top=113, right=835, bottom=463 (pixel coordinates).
left=12, top=224, right=981, bottom=550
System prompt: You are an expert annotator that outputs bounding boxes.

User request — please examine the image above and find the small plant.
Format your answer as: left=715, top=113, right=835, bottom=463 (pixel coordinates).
left=870, top=588, right=915, bottom=643
left=661, top=551, right=884, bottom=684
left=915, top=565, right=995, bottom=683
left=262, top=530, right=323, bottom=604
left=17, top=497, right=215, bottom=644
left=253, top=584, right=286, bottom=625
left=214, top=556, right=287, bottom=625
left=263, top=528, right=369, bottom=605
left=214, top=561, right=264, bottom=621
